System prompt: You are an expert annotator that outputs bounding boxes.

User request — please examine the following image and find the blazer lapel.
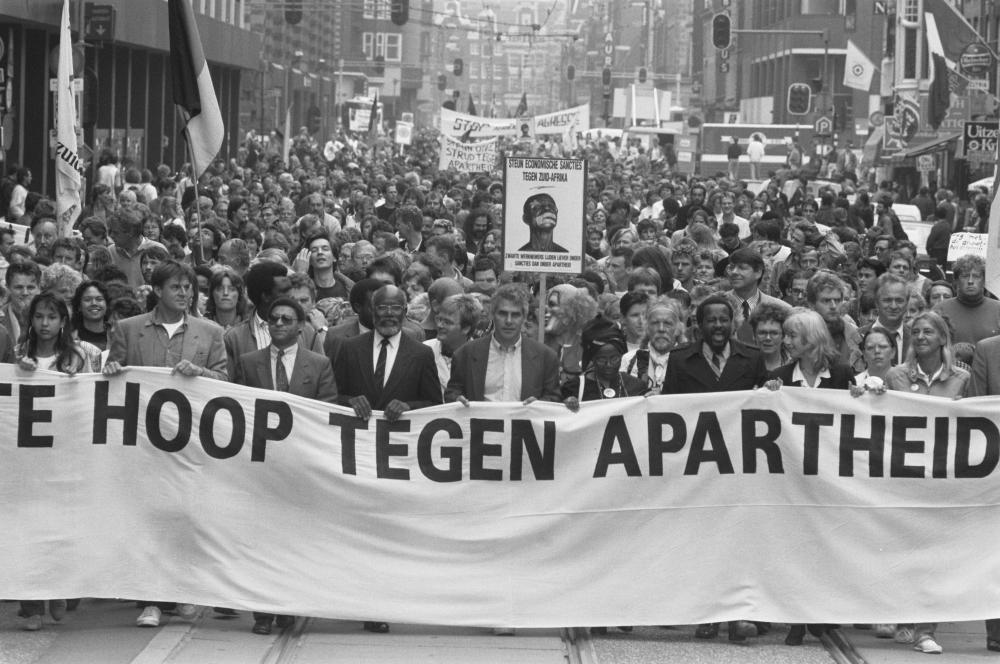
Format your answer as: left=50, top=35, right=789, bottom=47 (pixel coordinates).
left=289, top=347, right=312, bottom=395
left=471, top=337, right=491, bottom=401
left=381, top=335, right=410, bottom=397
left=254, top=352, right=274, bottom=390
left=180, top=317, right=199, bottom=361
left=519, top=340, right=538, bottom=401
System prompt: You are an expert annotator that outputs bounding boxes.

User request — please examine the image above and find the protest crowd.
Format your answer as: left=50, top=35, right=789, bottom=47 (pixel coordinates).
left=4, top=123, right=1000, bottom=656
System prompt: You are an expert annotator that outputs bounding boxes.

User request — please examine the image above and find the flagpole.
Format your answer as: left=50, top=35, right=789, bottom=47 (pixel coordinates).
left=180, top=121, right=205, bottom=267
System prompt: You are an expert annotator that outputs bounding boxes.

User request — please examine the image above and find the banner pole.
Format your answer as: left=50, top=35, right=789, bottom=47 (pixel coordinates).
left=537, top=273, right=546, bottom=344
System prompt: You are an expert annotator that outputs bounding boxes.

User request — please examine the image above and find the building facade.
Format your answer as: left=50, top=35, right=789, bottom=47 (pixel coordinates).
left=0, top=0, right=260, bottom=199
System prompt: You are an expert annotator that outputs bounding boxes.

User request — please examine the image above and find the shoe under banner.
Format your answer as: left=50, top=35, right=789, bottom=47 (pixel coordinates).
left=5, top=365, right=1000, bottom=627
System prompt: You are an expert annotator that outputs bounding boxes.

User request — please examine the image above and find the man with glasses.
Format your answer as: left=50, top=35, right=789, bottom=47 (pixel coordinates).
left=519, top=192, right=568, bottom=253
left=224, top=261, right=322, bottom=380
left=232, top=296, right=336, bottom=636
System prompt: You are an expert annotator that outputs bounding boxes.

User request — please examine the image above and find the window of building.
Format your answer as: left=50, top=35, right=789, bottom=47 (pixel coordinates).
left=470, top=43, right=480, bottom=56
left=363, top=33, right=402, bottom=62
left=364, top=0, right=389, bottom=20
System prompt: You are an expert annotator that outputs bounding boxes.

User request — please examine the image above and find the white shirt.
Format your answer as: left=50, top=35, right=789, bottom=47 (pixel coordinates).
left=424, top=338, right=451, bottom=398
left=270, top=343, right=298, bottom=388
left=252, top=313, right=271, bottom=350
left=484, top=334, right=523, bottom=401
left=791, top=362, right=831, bottom=388
left=372, top=331, right=401, bottom=386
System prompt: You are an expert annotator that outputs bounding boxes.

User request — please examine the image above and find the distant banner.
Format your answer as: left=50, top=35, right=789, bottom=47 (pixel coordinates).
left=5, top=366, right=1000, bottom=626
left=439, top=108, right=519, bottom=139
left=948, top=231, right=988, bottom=260
left=532, top=104, right=590, bottom=136
left=438, top=135, right=498, bottom=173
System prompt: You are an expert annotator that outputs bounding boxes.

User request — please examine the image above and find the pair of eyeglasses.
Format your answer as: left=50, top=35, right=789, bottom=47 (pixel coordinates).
left=374, top=304, right=405, bottom=315
left=592, top=355, right=623, bottom=367
left=268, top=314, right=298, bottom=326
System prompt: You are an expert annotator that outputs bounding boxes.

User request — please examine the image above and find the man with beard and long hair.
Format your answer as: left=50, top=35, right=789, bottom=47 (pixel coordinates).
left=805, top=271, right=860, bottom=368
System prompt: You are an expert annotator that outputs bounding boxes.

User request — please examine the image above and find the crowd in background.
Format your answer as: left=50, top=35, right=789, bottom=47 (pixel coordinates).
left=2, top=124, right=999, bottom=655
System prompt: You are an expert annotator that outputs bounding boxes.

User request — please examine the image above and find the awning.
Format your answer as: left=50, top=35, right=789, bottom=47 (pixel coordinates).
left=896, top=132, right=961, bottom=159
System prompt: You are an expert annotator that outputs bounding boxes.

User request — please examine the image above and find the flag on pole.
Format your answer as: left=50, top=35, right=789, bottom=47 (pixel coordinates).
left=368, top=91, right=379, bottom=136
left=843, top=40, right=876, bottom=92
left=514, top=92, right=528, bottom=118
left=281, top=104, right=292, bottom=167
left=467, top=95, right=477, bottom=116
left=925, top=0, right=989, bottom=95
left=55, top=0, right=82, bottom=235
left=168, top=0, right=224, bottom=177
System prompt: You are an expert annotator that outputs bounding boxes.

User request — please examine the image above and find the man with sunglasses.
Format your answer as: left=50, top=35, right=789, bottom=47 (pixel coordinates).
left=232, top=296, right=337, bottom=636
left=519, top=192, right=568, bottom=253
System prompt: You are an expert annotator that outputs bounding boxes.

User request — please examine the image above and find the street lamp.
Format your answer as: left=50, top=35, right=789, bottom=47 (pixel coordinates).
left=285, top=49, right=304, bottom=134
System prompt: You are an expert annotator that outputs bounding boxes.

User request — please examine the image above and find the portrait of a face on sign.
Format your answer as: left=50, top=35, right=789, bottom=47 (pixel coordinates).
left=502, top=156, right=586, bottom=275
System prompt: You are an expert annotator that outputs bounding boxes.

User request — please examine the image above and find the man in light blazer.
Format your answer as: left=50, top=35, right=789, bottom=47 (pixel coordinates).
left=445, top=282, right=561, bottom=405
left=724, top=247, right=791, bottom=346
left=103, top=260, right=227, bottom=629
left=233, top=297, right=336, bottom=636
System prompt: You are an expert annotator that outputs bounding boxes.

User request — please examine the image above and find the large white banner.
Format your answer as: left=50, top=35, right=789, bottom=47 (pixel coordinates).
left=532, top=104, right=590, bottom=136
left=4, top=365, right=1000, bottom=627
left=438, top=135, right=498, bottom=173
left=439, top=108, right=519, bottom=139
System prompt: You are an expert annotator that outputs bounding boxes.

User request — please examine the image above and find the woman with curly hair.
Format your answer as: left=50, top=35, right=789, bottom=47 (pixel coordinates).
left=71, top=280, right=112, bottom=352
left=544, top=283, right=599, bottom=388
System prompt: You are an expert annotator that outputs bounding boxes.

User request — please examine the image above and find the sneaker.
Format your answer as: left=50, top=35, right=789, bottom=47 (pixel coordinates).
left=49, top=599, right=67, bottom=622
left=895, top=625, right=916, bottom=644
left=22, top=614, right=43, bottom=631
left=175, top=604, right=197, bottom=619
left=874, top=623, right=896, bottom=638
left=136, top=606, right=162, bottom=627
left=914, top=636, right=943, bottom=654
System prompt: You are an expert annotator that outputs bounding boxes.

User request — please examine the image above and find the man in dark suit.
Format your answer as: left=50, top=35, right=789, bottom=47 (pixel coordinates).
left=446, top=282, right=561, bottom=405
left=323, top=278, right=424, bottom=367
left=233, top=297, right=336, bottom=636
left=333, top=284, right=441, bottom=422
left=660, top=294, right=765, bottom=642
left=332, top=284, right=441, bottom=634
left=224, top=261, right=322, bottom=380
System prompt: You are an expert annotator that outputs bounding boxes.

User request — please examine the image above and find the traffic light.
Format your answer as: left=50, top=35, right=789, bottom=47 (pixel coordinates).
left=453, top=58, right=463, bottom=76
left=390, top=0, right=409, bottom=26
left=437, top=74, right=447, bottom=91
left=601, top=67, right=611, bottom=87
left=566, top=64, right=575, bottom=81
left=712, top=13, right=731, bottom=49
left=787, top=82, right=812, bottom=115
left=284, top=0, right=302, bottom=25
left=307, top=106, right=321, bottom=135
left=638, top=67, right=647, bottom=83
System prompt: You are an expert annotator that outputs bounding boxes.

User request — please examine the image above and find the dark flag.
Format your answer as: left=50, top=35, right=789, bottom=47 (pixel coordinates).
left=467, top=95, right=477, bottom=116
left=928, top=53, right=951, bottom=130
left=168, top=0, right=224, bottom=176
left=368, top=91, right=379, bottom=136
left=514, top=92, right=527, bottom=118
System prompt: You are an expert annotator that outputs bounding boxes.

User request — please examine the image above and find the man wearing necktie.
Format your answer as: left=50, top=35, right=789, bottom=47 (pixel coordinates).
left=232, top=296, right=338, bottom=636
left=332, top=284, right=442, bottom=634
left=660, top=294, right=767, bottom=641
left=334, top=284, right=442, bottom=423
left=724, top=247, right=791, bottom=345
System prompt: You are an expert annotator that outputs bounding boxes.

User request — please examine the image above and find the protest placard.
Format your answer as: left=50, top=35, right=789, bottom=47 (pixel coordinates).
left=502, top=156, right=586, bottom=274
left=437, top=135, right=498, bottom=173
